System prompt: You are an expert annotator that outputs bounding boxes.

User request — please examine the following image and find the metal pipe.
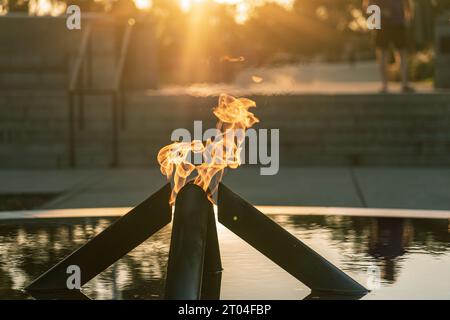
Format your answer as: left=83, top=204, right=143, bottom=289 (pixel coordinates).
left=164, top=184, right=211, bottom=300
left=218, top=183, right=368, bottom=296
left=26, top=184, right=172, bottom=293
left=201, top=208, right=223, bottom=300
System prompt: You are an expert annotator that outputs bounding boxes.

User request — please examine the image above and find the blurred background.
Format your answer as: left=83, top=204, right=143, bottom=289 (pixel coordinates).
left=1, top=0, right=449, bottom=87
left=1, top=0, right=450, bottom=211
left=0, top=1, right=450, bottom=300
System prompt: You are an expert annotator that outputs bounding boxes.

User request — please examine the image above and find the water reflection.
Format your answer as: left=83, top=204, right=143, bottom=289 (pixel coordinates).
left=280, top=216, right=449, bottom=279
left=0, top=218, right=170, bottom=300
left=0, top=215, right=449, bottom=299
left=367, top=218, right=412, bottom=283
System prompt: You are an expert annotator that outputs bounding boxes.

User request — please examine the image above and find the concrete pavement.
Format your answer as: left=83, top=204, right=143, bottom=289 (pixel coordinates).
left=1, top=167, right=450, bottom=211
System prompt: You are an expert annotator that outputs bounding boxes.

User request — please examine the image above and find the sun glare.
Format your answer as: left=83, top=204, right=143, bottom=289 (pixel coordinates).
left=29, top=0, right=66, bottom=16
left=23, top=0, right=294, bottom=22
left=133, top=0, right=153, bottom=11
left=178, top=0, right=294, bottom=23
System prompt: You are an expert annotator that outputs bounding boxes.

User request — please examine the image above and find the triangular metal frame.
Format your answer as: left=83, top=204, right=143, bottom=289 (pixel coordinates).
left=25, top=183, right=368, bottom=300
left=25, top=184, right=172, bottom=299
left=217, top=183, right=368, bottom=299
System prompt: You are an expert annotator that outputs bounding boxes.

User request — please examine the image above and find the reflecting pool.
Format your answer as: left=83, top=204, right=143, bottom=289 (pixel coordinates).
left=0, top=215, right=449, bottom=299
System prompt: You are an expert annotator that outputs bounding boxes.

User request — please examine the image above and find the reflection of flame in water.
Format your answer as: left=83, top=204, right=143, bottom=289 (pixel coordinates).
left=158, top=94, right=259, bottom=205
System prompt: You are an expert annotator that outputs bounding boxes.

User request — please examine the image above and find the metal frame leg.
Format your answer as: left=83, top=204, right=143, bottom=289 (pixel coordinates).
left=218, top=183, right=368, bottom=296
left=201, top=207, right=223, bottom=300
left=26, top=184, right=172, bottom=293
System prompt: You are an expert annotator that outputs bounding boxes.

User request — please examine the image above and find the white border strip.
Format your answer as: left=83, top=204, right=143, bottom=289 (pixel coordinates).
left=257, top=206, right=450, bottom=219
left=0, top=206, right=449, bottom=220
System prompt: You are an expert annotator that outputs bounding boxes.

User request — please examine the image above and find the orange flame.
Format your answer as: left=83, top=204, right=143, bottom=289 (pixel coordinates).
left=158, top=94, right=259, bottom=205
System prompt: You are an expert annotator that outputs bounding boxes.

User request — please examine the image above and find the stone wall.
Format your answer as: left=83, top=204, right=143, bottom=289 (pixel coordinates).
left=1, top=92, right=450, bottom=168
left=0, top=14, right=158, bottom=90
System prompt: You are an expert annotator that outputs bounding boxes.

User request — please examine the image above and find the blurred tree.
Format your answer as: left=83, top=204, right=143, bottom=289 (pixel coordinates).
left=7, top=0, right=28, bottom=12
left=3, top=0, right=450, bottom=83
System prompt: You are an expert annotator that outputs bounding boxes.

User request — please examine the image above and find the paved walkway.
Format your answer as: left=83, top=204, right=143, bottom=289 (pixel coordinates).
left=1, top=167, right=450, bottom=211
left=153, top=61, right=441, bottom=96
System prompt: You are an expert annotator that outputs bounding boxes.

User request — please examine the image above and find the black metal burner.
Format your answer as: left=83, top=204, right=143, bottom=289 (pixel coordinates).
left=25, top=183, right=368, bottom=300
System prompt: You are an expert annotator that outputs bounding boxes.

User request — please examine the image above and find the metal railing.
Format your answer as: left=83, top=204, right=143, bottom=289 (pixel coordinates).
left=67, top=23, right=92, bottom=167
left=67, top=20, right=135, bottom=168
left=111, top=20, right=135, bottom=167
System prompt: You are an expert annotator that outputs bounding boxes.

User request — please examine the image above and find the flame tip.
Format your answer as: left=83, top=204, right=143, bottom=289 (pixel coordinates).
left=158, top=94, right=258, bottom=204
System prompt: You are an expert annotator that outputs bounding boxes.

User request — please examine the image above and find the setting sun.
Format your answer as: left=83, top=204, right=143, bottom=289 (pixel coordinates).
left=177, top=0, right=294, bottom=22
left=133, top=0, right=152, bottom=11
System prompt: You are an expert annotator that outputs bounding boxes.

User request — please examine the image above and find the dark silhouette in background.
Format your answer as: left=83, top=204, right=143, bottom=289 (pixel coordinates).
left=364, top=0, right=415, bottom=93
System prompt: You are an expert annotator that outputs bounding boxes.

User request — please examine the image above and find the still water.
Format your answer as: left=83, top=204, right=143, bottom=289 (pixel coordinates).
left=0, top=215, right=449, bottom=299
